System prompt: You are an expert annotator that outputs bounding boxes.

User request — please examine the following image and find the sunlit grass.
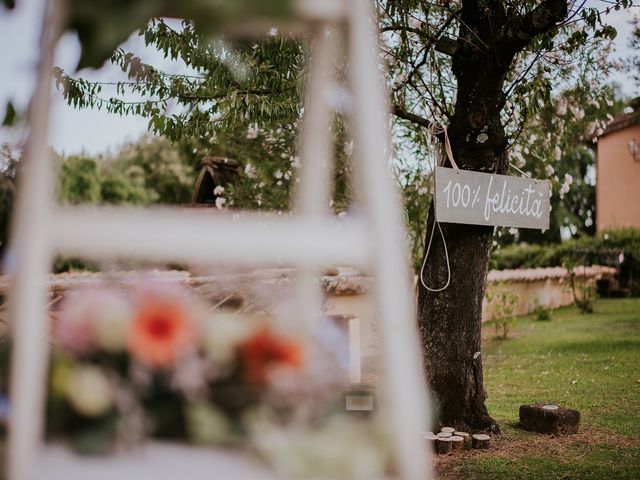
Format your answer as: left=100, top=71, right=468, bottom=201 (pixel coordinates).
left=440, top=298, right=640, bottom=479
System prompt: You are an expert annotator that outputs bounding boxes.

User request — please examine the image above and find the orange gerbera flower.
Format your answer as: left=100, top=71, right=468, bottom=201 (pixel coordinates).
left=127, top=298, right=195, bottom=368
left=238, top=327, right=302, bottom=386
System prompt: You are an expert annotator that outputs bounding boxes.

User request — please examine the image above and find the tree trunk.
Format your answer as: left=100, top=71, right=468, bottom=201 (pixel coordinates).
left=417, top=210, right=497, bottom=431
left=417, top=101, right=508, bottom=431
left=414, top=0, right=569, bottom=433
left=417, top=8, right=511, bottom=433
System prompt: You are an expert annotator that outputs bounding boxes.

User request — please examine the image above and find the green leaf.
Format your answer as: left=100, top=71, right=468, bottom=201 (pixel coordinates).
left=1, top=101, right=17, bottom=127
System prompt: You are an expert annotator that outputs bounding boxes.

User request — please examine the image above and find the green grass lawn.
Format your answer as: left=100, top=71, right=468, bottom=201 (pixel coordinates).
left=437, top=298, right=640, bottom=479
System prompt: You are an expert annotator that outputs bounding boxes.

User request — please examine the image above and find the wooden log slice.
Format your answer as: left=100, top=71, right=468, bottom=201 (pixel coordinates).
left=436, top=432, right=452, bottom=438
left=471, top=433, right=491, bottom=449
left=435, top=438, right=452, bottom=454
left=449, top=435, right=464, bottom=450
left=454, top=431, right=470, bottom=447
left=440, top=427, right=456, bottom=434
left=519, top=403, right=580, bottom=434
left=423, top=433, right=438, bottom=451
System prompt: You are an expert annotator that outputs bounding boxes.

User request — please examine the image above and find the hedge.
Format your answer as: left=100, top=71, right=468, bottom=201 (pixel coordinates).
left=491, top=228, right=640, bottom=295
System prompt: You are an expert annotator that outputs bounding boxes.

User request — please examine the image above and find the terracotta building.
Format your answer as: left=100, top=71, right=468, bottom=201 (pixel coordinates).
left=596, top=98, right=640, bottom=232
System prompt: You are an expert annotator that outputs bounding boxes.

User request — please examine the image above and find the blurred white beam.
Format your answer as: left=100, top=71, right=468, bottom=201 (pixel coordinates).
left=51, top=207, right=371, bottom=268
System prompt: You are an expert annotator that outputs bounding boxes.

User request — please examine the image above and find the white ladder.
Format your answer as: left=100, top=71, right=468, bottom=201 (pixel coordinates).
left=6, top=0, right=431, bottom=478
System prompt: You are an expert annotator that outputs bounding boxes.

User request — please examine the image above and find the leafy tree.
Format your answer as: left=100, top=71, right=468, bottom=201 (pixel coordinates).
left=104, top=136, right=196, bottom=205
left=57, top=155, right=102, bottom=204
left=381, top=0, right=626, bottom=430
left=624, top=14, right=640, bottom=90
left=496, top=84, right=624, bottom=245
left=52, top=0, right=632, bottom=430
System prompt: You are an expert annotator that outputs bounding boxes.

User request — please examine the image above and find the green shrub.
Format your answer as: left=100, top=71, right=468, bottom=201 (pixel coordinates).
left=492, top=228, right=640, bottom=296
left=536, top=309, right=552, bottom=321
left=485, top=282, right=518, bottom=339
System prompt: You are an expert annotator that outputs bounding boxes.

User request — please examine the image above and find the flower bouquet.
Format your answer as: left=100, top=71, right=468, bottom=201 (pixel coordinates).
left=11, top=279, right=392, bottom=478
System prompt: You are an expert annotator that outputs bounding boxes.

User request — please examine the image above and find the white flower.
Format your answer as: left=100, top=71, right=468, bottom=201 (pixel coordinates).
left=213, top=186, right=225, bottom=196
left=274, top=170, right=283, bottom=179
left=556, top=98, right=567, bottom=116
left=545, top=164, right=555, bottom=176
left=185, top=402, right=233, bottom=445
left=268, top=27, right=278, bottom=36
left=94, top=299, right=132, bottom=352
left=344, top=140, right=354, bottom=157
left=203, top=313, right=254, bottom=364
left=564, top=173, right=573, bottom=185
left=511, top=148, right=525, bottom=167
left=65, top=366, right=113, bottom=417
left=559, top=180, right=571, bottom=199
left=215, top=197, right=227, bottom=209
left=246, top=124, right=259, bottom=139
left=244, top=163, right=256, bottom=178
left=554, top=146, right=562, bottom=161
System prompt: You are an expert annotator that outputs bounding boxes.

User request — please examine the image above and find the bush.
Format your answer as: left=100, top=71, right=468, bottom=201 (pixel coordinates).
left=492, top=228, right=640, bottom=296
left=57, top=156, right=102, bottom=204
left=485, top=282, right=518, bottom=339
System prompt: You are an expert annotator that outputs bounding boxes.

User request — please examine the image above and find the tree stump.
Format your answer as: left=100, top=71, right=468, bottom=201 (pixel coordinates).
left=471, top=433, right=491, bottom=449
left=519, top=403, right=580, bottom=434
left=449, top=435, right=464, bottom=450
left=454, top=431, right=470, bottom=447
left=436, top=432, right=452, bottom=438
left=440, top=427, right=456, bottom=434
left=435, top=438, right=452, bottom=454
left=423, top=433, right=438, bottom=451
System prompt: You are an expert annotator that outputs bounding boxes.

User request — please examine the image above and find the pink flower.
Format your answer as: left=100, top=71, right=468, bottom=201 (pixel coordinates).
left=127, top=288, right=197, bottom=368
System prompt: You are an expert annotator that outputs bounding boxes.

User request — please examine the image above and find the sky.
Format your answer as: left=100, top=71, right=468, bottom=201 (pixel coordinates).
left=0, top=0, right=638, bottom=157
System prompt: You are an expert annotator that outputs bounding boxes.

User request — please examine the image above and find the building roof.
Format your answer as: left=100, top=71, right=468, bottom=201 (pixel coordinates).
left=599, top=97, right=640, bottom=138
left=192, top=156, right=240, bottom=205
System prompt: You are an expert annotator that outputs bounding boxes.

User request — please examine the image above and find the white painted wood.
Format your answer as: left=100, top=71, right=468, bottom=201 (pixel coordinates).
left=36, top=443, right=277, bottom=480
left=6, top=1, right=60, bottom=478
left=295, top=27, right=336, bottom=217
left=295, top=0, right=346, bottom=22
left=7, top=0, right=432, bottom=479
left=347, top=0, right=430, bottom=478
left=50, top=207, right=371, bottom=267
left=434, top=166, right=551, bottom=229
left=294, top=25, right=337, bottom=333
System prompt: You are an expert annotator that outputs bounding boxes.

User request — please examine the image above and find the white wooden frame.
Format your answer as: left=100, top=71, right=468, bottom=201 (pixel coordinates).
left=6, top=0, right=431, bottom=478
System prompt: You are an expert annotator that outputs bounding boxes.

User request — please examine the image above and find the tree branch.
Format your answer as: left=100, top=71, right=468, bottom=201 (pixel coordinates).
left=506, top=0, right=569, bottom=46
left=392, top=105, right=433, bottom=129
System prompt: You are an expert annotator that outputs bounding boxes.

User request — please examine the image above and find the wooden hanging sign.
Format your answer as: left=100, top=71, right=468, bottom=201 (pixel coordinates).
left=434, top=166, right=551, bottom=230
